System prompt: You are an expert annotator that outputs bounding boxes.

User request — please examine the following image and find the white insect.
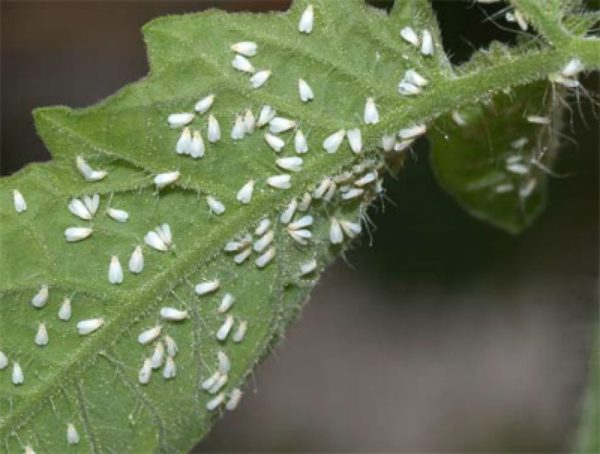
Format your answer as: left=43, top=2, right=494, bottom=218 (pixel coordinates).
left=243, top=109, right=256, bottom=134
left=264, top=133, right=285, bottom=152
left=269, top=117, right=296, bottom=134
left=176, top=127, right=192, bottom=154
left=234, top=248, right=252, bottom=265
left=13, top=190, right=27, bottom=213
left=288, top=215, right=313, bottom=231
left=138, top=325, right=162, bottom=345
left=224, top=234, right=252, bottom=252
left=250, top=70, right=272, bottom=89
left=195, top=279, right=220, bottom=296
left=398, top=81, right=421, bottom=96
left=526, top=115, right=551, bottom=125
left=329, top=218, right=344, bottom=245
left=83, top=193, right=100, bottom=216
left=151, top=341, right=165, bottom=369
left=381, top=135, right=396, bottom=152
left=511, top=137, right=529, bottom=149
left=237, top=180, right=255, bottom=204
left=107, top=208, right=129, bottom=223
left=12, top=362, right=24, bottom=385
left=298, top=79, right=314, bottom=102
left=287, top=229, right=312, bottom=245
left=163, top=356, right=176, bottom=380
left=217, top=315, right=235, bottom=341
left=451, top=110, right=467, bottom=127
left=323, top=180, right=337, bottom=202
left=294, top=130, right=309, bottom=154
left=194, top=94, right=215, bottom=114
left=207, top=196, right=226, bottom=215
left=298, top=192, right=312, bottom=211
left=267, top=174, right=291, bottom=190
left=341, top=187, right=365, bottom=201
left=206, top=393, right=225, bottom=411
left=400, top=26, right=419, bottom=46
left=66, top=424, right=80, bottom=445
left=202, top=371, right=220, bottom=390
left=0, top=351, right=8, bottom=370
left=31, top=285, right=49, bottom=308
left=298, top=4, right=314, bottom=34
left=208, top=115, right=221, bottom=143
left=226, top=388, right=243, bottom=411
left=35, top=323, right=48, bottom=346
left=209, top=373, right=228, bottom=394
left=394, top=139, right=415, bottom=153
left=108, top=256, right=123, bottom=285
left=144, top=230, right=168, bottom=252
left=404, top=69, right=429, bottom=87
left=257, top=105, right=277, bottom=128
left=218, top=351, right=231, bottom=374
left=160, top=307, right=189, bottom=321
left=279, top=200, right=297, bottom=226
left=233, top=320, right=248, bottom=343
left=254, top=230, right=274, bottom=253
left=154, top=171, right=180, bottom=189
left=506, top=162, right=529, bottom=175
left=138, top=358, right=152, bottom=385
left=340, top=219, right=362, bottom=238
left=300, top=259, right=318, bottom=276
left=354, top=171, right=378, bottom=187
left=276, top=157, right=304, bottom=173
left=231, top=54, right=255, bottom=73
left=421, top=30, right=434, bottom=55
left=76, top=318, right=104, bottom=335
left=68, top=198, right=92, bottom=220
left=313, top=177, right=333, bottom=199
left=218, top=293, right=235, bottom=314
left=364, top=98, right=379, bottom=125
left=128, top=246, right=144, bottom=274
left=399, top=123, right=427, bottom=140
left=168, top=112, right=195, bottom=128
left=230, top=41, right=258, bottom=57
left=514, top=10, right=528, bottom=31
left=255, top=247, right=275, bottom=268
left=190, top=131, right=205, bottom=159
left=76, top=156, right=107, bottom=182
left=323, top=130, right=345, bottom=153
left=231, top=115, right=246, bottom=140
left=562, top=58, right=584, bottom=78
left=164, top=335, right=178, bottom=357
left=347, top=128, right=363, bottom=154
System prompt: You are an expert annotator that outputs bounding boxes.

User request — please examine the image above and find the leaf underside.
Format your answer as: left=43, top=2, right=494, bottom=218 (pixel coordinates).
left=0, top=0, right=598, bottom=452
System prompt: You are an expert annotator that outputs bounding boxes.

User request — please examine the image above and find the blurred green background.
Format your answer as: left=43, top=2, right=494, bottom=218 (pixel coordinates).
left=1, top=1, right=598, bottom=452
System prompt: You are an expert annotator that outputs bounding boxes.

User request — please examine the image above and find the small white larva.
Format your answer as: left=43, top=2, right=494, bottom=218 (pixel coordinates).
left=128, top=246, right=144, bottom=274
left=250, top=70, right=272, bottom=89
left=288, top=229, right=312, bottom=245
left=257, top=105, right=277, bottom=128
left=267, top=174, right=291, bottom=190
left=329, top=218, right=344, bottom=244
left=35, top=322, right=48, bottom=346
left=144, top=231, right=168, bottom=252
left=76, top=156, right=107, bottom=182
left=233, top=248, right=252, bottom=265
left=255, top=247, right=275, bottom=268
left=276, top=157, right=304, bottom=173
left=264, top=133, right=285, bottom=152
left=340, top=219, right=362, bottom=238
left=76, top=318, right=104, bottom=335
left=255, top=218, right=271, bottom=236
left=190, top=131, right=205, bottom=159
left=298, top=192, right=312, bottom=211
left=207, top=196, right=226, bottom=215
left=138, top=358, right=152, bottom=385
left=404, top=69, right=429, bottom=87
left=160, top=307, right=189, bottom=321
left=323, top=130, right=345, bottom=154
left=195, top=279, right=220, bottom=296
left=107, top=208, right=129, bottom=223
left=164, top=335, right=178, bottom=357
left=202, top=371, right=220, bottom=390
left=207, top=115, right=221, bottom=143
left=66, top=423, right=80, bottom=445
left=399, top=124, right=427, bottom=140
left=154, top=171, right=180, bottom=189
left=168, top=112, right=195, bottom=128
left=208, top=373, right=228, bottom=394
left=108, top=256, right=123, bottom=285
left=289, top=215, right=313, bottom=230
left=216, top=315, right=235, bottom=341
left=151, top=341, right=164, bottom=369
left=364, top=98, right=379, bottom=125
left=347, top=129, right=363, bottom=154
left=233, top=320, right=248, bottom=343
left=217, top=351, right=231, bottom=374
left=269, top=117, right=297, bottom=134
left=218, top=293, right=235, bottom=314
left=231, top=115, right=246, bottom=140
left=294, top=130, right=309, bottom=154
left=341, top=187, right=365, bottom=201
left=254, top=230, right=274, bottom=253
left=68, top=198, right=92, bottom=220
left=176, top=127, right=192, bottom=155
left=226, top=388, right=243, bottom=411
left=354, top=171, right=377, bottom=187
left=313, top=177, right=333, bottom=199
left=31, top=285, right=49, bottom=308
left=298, top=78, right=314, bottom=102
left=421, top=30, right=434, bottom=56
left=237, top=180, right=255, bottom=204
left=0, top=351, right=8, bottom=370
left=230, top=41, right=258, bottom=57
left=12, top=362, right=24, bottom=385
left=398, top=81, right=421, bottom=96
left=195, top=94, right=215, bottom=114
left=206, top=393, right=225, bottom=411
left=162, top=356, right=176, bottom=379
left=138, top=325, right=162, bottom=345
left=65, top=226, right=93, bottom=242
left=298, top=4, right=314, bottom=34
left=400, top=26, right=419, bottom=46
left=526, top=115, right=551, bottom=125
left=300, top=259, right=318, bottom=276
left=12, top=189, right=27, bottom=214
left=243, top=109, right=256, bottom=134
left=231, top=54, right=255, bottom=73
left=280, top=199, right=298, bottom=225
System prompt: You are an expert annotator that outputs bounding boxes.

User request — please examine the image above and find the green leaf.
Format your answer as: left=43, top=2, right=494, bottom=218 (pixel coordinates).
left=1, top=0, right=599, bottom=452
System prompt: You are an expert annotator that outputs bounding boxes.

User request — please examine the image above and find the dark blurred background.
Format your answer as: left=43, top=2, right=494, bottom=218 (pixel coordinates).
left=1, top=1, right=598, bottom=452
